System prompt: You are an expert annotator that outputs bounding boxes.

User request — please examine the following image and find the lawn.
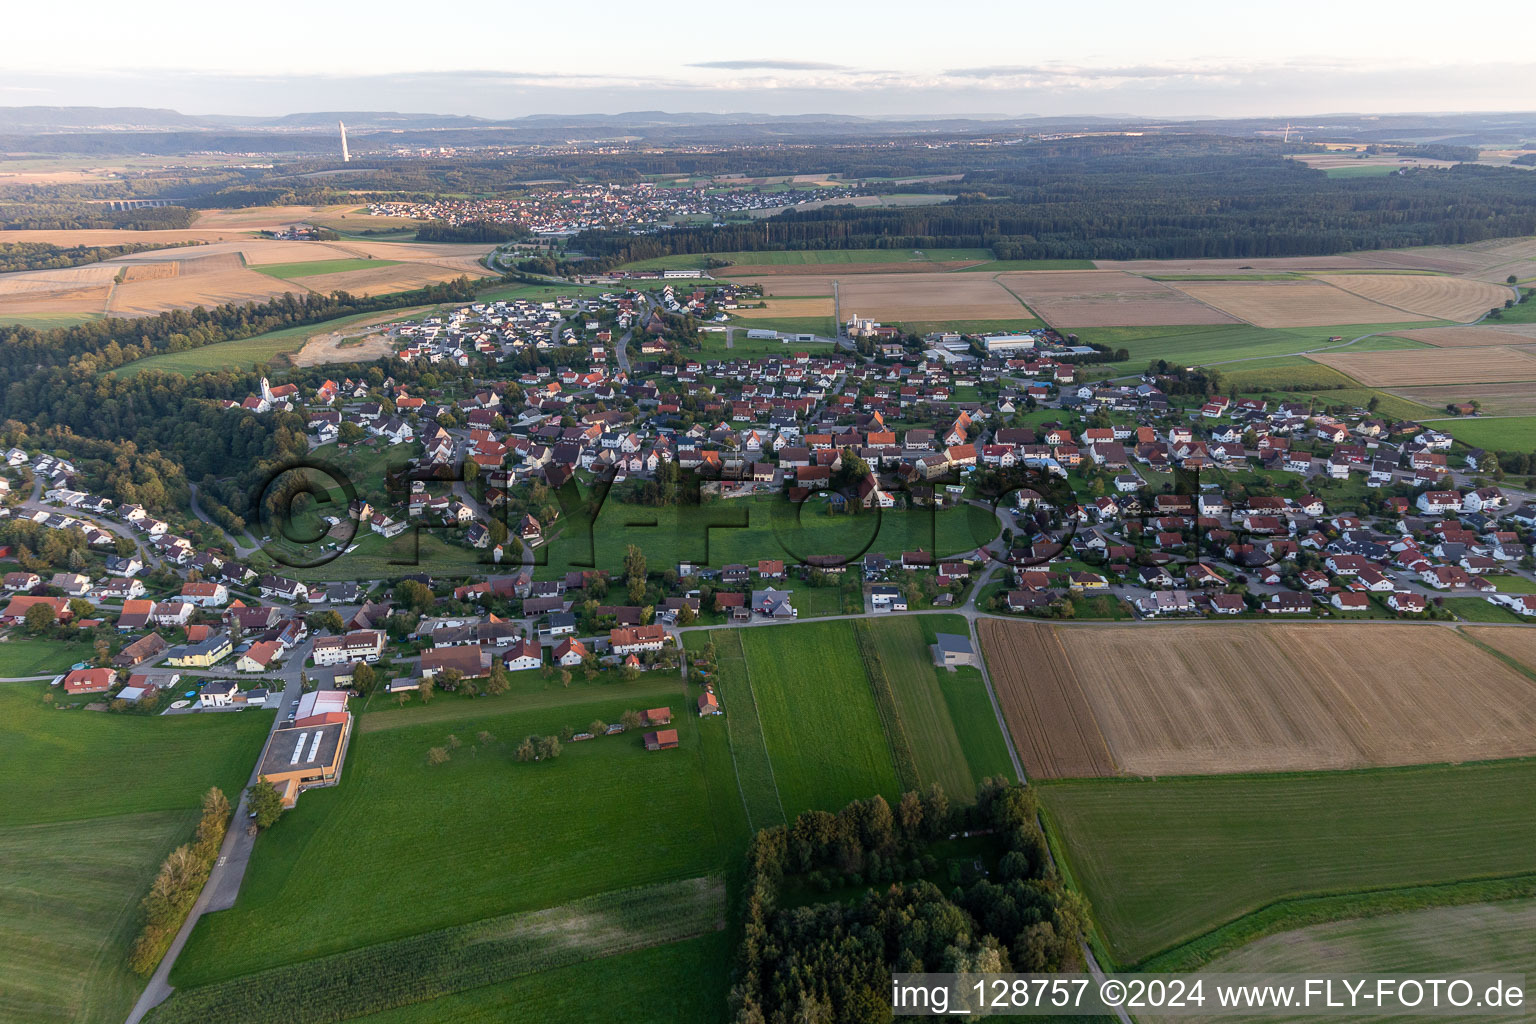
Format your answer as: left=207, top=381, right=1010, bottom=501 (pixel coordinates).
left=724, top=313, right=836, bottom=337
left=859, top=615, right=977, bottom=801
left=0, top=686, right=272, bottom=826
left=253, top=258, right=400, bottom=280
left=684, top=629, right=785, bottom=831
left=739, top=621, right=900, bottom=816
left=1418, top=416, right=1536, bottom=450
left=703, top=332, right=838, bottom=357
left=0, top=636, right=94, bottom=676
left=538, top=493, right=997, bottom=580
left=0, top=686, right=270, bottom=1024
left=476, top=282, right=614, bottom=302
left=1252, top=387, right=1442, bottom=421
left=918, top=615, right=1017, bottom=785
left=171, top=697, right=727, bottom=986
left=1483, top=290, right=1536, bottom=324
left=1039, top=760, right=1536, bottom=966
left=1443, top=598, right=1526, bottom=623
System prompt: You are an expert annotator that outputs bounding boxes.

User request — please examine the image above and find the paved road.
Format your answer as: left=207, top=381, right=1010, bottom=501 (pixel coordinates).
left=188, top=482, right=258, bottom=557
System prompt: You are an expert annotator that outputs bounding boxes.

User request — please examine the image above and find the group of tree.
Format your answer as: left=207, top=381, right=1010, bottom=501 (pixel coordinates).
left=128, top=788, right=231, bottom=975
left=732, top=779, right=1088, bottom=1023
left=0, top=239, right=202, bottom=274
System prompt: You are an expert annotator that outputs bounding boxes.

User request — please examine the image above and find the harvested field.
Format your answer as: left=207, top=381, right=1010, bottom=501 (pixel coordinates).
left=978, top=619, right=1116, bottom=779
left=1309, top=345, right=1536, bottom=386
left=1467, top=627, right=1536, bottom=672
left=0, top=264, right=118, bottom=319
left=997, top=270, right=1237, bottom=327
left=822, top=272, right=1029, bottom=321
left=119, top=261, right=177, bottom=282
left=1169, top=279, right=1432, bottom=327
left=1098, top=256, right=1371, bottom=274
left=107, top=255, right=296, bottom=316
left=1321, top=274, right=1511, bottom=321
left=1386, top=324, right=1536, bottom=346
left=730, top=297, right=834, bottom=319
left=1386, top=382, right=1536, bottom=417
left=1351, top=247, right=1510, bottom=275
left=291, top=331, right=395, bottom=366
left=1053, top=623, right=1536, bottom=776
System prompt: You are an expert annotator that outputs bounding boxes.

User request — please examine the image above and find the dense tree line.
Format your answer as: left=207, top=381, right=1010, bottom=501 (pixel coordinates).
left=0, top=239, right=202, bottom=273
left=568, top=143, right=1536, bottom=264
left=0, top=202, right=196, bottom=231
left=415, top=220, right=529, bottom=244
left=734, top=780, right=1088, bottom=1024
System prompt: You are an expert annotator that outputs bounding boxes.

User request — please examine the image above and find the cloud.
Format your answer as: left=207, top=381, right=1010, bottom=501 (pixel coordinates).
left=689, top=59, right=851, bottom=71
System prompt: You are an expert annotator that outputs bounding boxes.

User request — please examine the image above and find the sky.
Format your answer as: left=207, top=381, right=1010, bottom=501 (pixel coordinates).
left=6, top=0, right=1535, bottom=119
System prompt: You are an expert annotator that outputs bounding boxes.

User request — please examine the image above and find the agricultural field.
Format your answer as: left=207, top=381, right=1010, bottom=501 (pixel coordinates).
left=751, top=271, right=1031, bottom=321
left=1416, top=415, right=1536, bottom=448
left=252, top=258, right=400, bottom=280
left=149, top=877, right=725, bottom=1024
left=1172, top=900, right=1536, bottom=1024
left=1385, top=324, right=1536, bottom=346
left=334, top=933, right=733, bottom=1024
left=1466, top=626, right=1536, bottom=673
left=1218, top=360, right=1361, bottom=392
left=171, top=696, right=728, bottom=987
left=996, top=270, right=1238, bottom=327
left=1099, top=256, right=1372, bottom=274
left=1039, top=760, right=1536, bottom=965
left=1309, top=345, right=1536, bottom=386
left=858, top=615, right=979, bottom=799
left=1169, top=278, right=1433, bottom=327
left=1071, top=322, right=1430, bottom=373
left=0, top=687, right=270, bottom=1024
left=1384, top=382, right=1536, bottom=417
left=1055, top=623, right=1536, bottom=776
left=0, top=231, right=493, bottom=320
left=978, top=620, right=1116, bottom=779
left=738, top=621, right=900, bottom=817
left=1320, top=273, right=1512, bottom=321
left=683, top=630, right=785, bottom=831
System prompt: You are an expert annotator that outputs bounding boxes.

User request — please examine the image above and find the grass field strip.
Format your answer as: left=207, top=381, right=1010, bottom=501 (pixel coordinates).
left=146, top=877, right=724, bottom=1024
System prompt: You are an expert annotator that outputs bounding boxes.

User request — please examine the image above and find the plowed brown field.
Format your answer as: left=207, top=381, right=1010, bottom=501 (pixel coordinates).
left=1053, top=623, right=1536, bottom=775
left=1309, top=346, right=1536, bottom=386
left=997, top=270, right=1236, bottom=326
left=978, top=619, right=1116, bottom=779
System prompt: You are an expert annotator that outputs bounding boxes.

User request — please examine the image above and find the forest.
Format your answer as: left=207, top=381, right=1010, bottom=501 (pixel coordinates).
left=733, top=779, right=1088, bottom=1024
left=572, top=154, right=1536, bottom=263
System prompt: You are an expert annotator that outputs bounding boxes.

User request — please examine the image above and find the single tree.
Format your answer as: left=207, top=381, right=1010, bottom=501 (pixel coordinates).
left=247, top=777, right=284, bottom=829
